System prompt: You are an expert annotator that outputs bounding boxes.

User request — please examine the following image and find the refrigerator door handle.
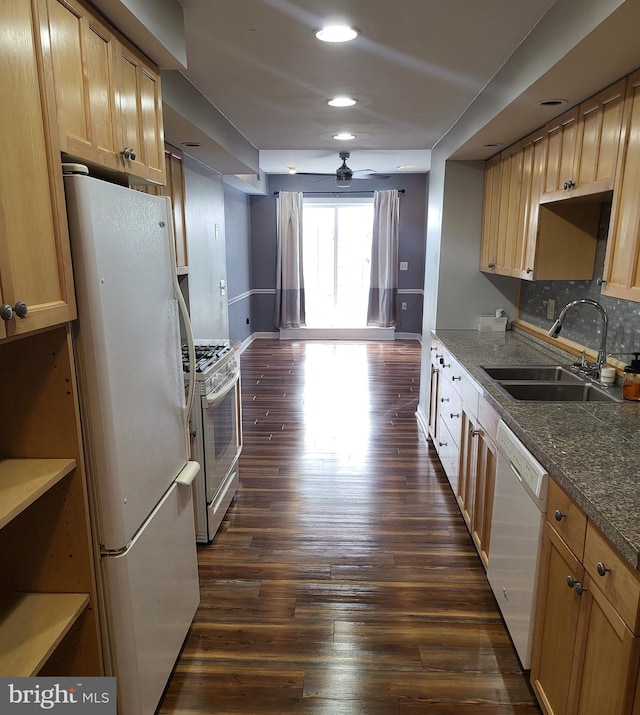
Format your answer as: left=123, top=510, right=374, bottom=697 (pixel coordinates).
left=175, top=460, right=200, bottom=486
left=163, top=197, right=196, bottom=453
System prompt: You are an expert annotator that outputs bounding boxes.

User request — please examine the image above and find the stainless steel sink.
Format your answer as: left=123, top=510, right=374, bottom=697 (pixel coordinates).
left=481, top=365, right=583, bottom=382
left=497, top=381, right=621, bottom=403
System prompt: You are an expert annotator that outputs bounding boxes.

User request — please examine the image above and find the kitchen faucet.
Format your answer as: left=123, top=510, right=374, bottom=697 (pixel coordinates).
left=547, top=299, right=608, bottom=377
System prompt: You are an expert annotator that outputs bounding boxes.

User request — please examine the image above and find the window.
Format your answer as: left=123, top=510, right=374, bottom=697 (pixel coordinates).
left=302, top=198, right=373, bottom=328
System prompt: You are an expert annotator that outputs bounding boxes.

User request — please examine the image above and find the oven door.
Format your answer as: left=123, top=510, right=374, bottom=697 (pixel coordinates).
left=201, top=365, right=242, bottom=505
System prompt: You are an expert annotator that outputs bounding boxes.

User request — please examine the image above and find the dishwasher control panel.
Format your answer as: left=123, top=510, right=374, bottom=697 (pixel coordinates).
left=497, top=421, right=548, bottom=505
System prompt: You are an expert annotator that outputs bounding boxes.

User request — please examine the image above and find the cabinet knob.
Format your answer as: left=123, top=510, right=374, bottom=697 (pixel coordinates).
left=575, top=582, right=587, bottom=596
left=470, top=428, right=481, bottom=437
left=452, top=375, right=462, bottom=381
left=488, top=263, right=496, bottom=269
left=566, top=575, right=576, bottom=588
left=438, top=441, right=447, bottom=447
left=554, top=509, right=565, bottom=522
left=526, top=267, right=533, bottom=274
left=14, top=301, right=28, bottom=319
left=596, top=562, right=610, bottom=577
left=450, top=412, right=460, bottom=419
left=121, top=147, right=137, bottom=160
left=440, top=397, right=449, bottom=403
left=0, top=304, right=13, bottom=321
left=563, top=179, right=576, bottom=190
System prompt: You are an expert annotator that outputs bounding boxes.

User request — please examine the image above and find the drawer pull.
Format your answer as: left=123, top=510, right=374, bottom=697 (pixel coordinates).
left=450, top=412, right=460, bottom=419
left=567, top=575, right=576, bottom=588
left=554, top=509, right=565, bottom=522
left=452, top=375, right=462, bottom=381
left=575, top=582, right=587, bottom=596
left=470, top=428, right=481, bottom=437
left=440, top=397, right=449, bottom=403
left=438, top=441, right=448, bottom=447
left=596, top=562, right=610, bottom=577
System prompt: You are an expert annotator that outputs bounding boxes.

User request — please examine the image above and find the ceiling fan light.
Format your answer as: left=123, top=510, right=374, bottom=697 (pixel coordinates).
left=288, top=167, right=297, bottom=174
left=333, top=133, right=355, bottom=141
left=336, top=176, right=352, bottom=187
left=315, top=25, right=358, bottom=43
left=327, top=97, right=357, bottom=107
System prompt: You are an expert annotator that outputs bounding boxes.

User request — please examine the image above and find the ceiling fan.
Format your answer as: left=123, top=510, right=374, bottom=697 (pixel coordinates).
left=297, top=152, right=390, bottom=187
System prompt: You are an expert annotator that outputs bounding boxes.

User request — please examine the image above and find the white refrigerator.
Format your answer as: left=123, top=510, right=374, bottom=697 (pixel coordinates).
left=63, top=169, right=200, bottom=715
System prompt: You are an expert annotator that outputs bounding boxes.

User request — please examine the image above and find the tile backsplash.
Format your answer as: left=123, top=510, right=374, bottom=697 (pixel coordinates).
left=518, top=202, right=640, bottom=360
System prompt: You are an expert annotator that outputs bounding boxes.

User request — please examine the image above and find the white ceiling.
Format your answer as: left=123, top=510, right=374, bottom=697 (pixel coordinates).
left=176, top=0, right=558, bottom=175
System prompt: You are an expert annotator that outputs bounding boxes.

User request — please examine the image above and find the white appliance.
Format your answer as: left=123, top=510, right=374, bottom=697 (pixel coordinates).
left=63, top=168, right=200, bottom=715
left=487, top=420, right=548, bottom=669
left=184, top=344, right=242, bottom=543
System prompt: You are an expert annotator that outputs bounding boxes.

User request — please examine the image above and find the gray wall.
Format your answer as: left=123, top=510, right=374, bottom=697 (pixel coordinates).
left=248, top=173, right=428, bottom=335
left=224, top=184, right=252, bottom=345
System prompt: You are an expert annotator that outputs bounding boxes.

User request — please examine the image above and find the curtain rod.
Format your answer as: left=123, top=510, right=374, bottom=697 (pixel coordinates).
left=272, top=189, right=405, bottom=196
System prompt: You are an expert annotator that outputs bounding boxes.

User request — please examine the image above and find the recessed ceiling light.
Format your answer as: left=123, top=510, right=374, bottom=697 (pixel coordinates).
left=537, top=98, right=567, bottom=107
left=333, top=133, right=355, bottom=141
left=327, top=97, right=357, bottom=107
left=315, top=25, right=359, bottom=43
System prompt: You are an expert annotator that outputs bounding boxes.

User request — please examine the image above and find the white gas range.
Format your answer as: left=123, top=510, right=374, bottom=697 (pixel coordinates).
left=182, top=342, right=242, bottom=543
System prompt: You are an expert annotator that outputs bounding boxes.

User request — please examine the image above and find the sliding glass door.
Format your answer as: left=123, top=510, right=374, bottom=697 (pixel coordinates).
left=302, top=198, right=373, bottom=328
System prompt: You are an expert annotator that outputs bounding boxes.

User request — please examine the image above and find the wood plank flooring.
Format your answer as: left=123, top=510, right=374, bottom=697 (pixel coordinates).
left=158, top=339, right=541, bottom=714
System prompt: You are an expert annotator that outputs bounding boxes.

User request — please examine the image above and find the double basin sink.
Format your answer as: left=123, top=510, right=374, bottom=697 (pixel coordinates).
left=481, top=365, right=622, bottom=403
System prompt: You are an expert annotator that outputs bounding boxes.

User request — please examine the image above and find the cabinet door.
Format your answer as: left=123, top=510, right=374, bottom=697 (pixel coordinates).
left=115, top=40, right=165, bottom=184
left=0, top=0, right=75, bottom=338
left=164, top=146, right=188, bottom=273
left=428, top=361, right=440, bottom=443
left=470, top=429, right=496, bottom=569
left=602, top=69, right=640, bottom=302
left=495, top=143, right=524, bottom=276
left=46, top=0, right=119, bottom=168
left=480, top=154, right=501, bottom=273
left=531, top=523, right=584, bottom=715
left=457, top=412, right=477, bottom=530
left=572, top=79, right=625, bottom=197
left=571, top=576, right=639, bottom=715
left=515, top=129, right=546, bottom=280
left=541, top=107, right=579, bottom=201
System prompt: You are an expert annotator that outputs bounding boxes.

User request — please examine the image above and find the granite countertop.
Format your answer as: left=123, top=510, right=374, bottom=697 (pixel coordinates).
left=433, top=328, right=640, bottom=571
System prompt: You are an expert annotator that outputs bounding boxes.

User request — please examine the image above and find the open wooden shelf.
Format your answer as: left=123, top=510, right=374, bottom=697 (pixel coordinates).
left=0, top=592, right=90, bottom=675
left=0, top=458, right=76, bottom=530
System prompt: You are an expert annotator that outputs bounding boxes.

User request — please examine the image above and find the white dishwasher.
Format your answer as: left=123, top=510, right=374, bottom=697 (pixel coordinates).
left=487, top=420, right=548, bottom=669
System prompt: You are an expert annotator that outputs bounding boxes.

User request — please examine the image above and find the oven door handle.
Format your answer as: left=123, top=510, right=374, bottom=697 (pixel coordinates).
left=202, top=366, right=240, bottom=408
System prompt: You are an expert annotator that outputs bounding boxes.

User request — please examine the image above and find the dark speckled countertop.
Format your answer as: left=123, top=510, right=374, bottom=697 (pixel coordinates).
left=433, top=328, right=640, bottom=571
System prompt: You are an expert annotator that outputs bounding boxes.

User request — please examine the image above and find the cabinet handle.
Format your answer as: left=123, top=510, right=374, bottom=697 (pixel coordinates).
left=441, top=362, right=451, bottom=368
left=450, top=412, right=460, bottom=419
left=575, top=582, right=587, bottom=596
left=0, top=304, right=13, bottom=321
left=554, top=509, right=565, bottom=522
left=488, top=263, right=496, bottom=269
left=452, top=375, right=462, bottom=381
left=596, top=562, right=610, bottom=577
left=563, top=180, right=576, bottom=190
left=470, top=428, right=481, bottom=437
left=14, top=301, right=28, bottom=319
left=438, top=441, right=447, bottom=447
left=440, top=397, right=449, bottom=403
left=567, top=575, right=576, bottom=588
left=526, top=267, right=533, bottom=274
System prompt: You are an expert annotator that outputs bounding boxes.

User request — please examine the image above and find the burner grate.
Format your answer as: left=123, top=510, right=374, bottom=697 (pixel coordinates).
left=182, top=344, right=231, bottom=374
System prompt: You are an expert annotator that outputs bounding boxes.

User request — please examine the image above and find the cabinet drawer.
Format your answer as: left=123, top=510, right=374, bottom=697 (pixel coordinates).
left=440, top=351, right=464, bottom=396
left=439, top=378, right=463, bottom=448
left=584, top=522, right=640, bottom=633
left=460, top=372, right=479, bottom=420
left=477, top=394, right=499, bottom=443
left=547, top=479, right=587, bottom=561
left=436, top=415, right=459, bottom=493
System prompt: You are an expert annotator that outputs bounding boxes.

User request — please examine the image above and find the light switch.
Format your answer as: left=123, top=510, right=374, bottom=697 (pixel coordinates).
left=399, top=261, right=408, bottom=271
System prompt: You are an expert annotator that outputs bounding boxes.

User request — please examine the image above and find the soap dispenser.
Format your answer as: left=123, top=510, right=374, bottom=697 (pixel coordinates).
left=622, top=353, right=640, bottom=401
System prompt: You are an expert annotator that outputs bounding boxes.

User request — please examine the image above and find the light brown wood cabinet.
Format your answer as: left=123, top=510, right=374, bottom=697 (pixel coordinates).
left=45, top=0, right=165, bottom=184
left=602, top=69, right=640, bottom=302
left=540, top=79, right=625, bottom=203
left=531, top=481, right=640, bottom=715
left=0, top=0, right=76, bottom=340
left=0, top=327, right=103, bottom=676
left=480, top=128, right=600, bottom=282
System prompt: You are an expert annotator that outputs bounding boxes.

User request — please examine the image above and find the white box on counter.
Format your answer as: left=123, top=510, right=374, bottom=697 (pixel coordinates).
left=478, top=316, right=507, bottom=332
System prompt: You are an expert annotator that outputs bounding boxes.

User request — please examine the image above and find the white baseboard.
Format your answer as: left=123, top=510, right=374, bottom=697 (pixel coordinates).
left=279, top=327, right=396, bottom=340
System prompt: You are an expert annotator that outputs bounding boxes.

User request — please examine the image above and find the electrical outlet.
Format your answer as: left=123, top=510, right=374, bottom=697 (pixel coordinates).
left=401, top=301, right=407, bottom=310
left=546, top=298, right=556, bottom=320
left=399, top=261, right=408, bottom=271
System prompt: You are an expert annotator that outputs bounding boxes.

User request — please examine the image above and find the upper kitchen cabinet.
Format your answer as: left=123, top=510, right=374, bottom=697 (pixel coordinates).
left=45, top=0, right=120, bottom=172
left=540, top=80, right=626, bottom=203
left=44, top=0, right=166, bottom=185
left=480, top=127, right=599, bottom=282
left=0, top=0, right=76, bottom=340
left=115, top=39, right=166, bottom=184
left=602, top=69, right=640, bottom=303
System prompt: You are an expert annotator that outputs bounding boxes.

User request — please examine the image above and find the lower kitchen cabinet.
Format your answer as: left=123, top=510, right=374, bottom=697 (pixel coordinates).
left=531, top=484, right=640, bottom=715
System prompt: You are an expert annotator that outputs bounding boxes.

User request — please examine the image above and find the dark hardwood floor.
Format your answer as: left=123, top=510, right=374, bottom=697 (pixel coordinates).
left=158, top=339, right=541, bottom=714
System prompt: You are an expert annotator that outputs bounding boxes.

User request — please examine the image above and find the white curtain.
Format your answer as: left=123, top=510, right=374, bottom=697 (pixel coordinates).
left=274, top=191, right=306, bottom=328
left=367, top=189, right=400, bottom=327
